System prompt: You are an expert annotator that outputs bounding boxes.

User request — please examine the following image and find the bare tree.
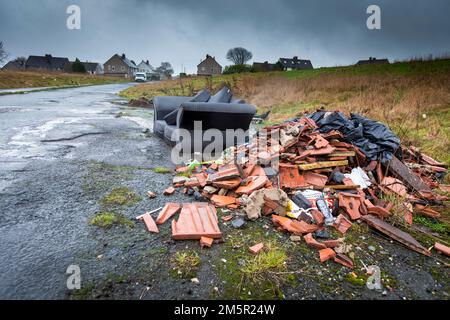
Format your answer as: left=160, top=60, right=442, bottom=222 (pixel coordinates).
left=0, top=41, right=8, bottom=64
left=156, top=62, right=174, bottom=78
left=226, top=47, right=252, bottom=65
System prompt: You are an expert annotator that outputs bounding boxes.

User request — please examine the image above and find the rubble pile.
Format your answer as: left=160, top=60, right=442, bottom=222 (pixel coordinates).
left=142, top=111, right=450, bottom=266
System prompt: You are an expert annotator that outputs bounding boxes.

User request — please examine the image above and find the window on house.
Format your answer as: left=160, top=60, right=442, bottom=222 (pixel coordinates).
left=121, top=66, right=125, bottom=71
left=112, top=66, right=115, bottom=71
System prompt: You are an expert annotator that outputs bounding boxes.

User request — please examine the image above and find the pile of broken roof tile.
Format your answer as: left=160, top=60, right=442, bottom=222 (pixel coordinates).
left=147, top=111, right=450, bottom=265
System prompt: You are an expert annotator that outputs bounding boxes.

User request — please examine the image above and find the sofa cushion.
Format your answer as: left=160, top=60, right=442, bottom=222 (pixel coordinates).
left=190, top=89, right=211, bottom=102
left=208, top=86, right=232, bottom=103
left=163, top=108, right=178, bottom=125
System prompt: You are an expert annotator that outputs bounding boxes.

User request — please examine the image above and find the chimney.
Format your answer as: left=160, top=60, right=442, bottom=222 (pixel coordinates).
left=206, top=54, right=211, bottom=59
left=121, top=53, right=126, bottom=59
left=146, top=60, right=149, bottom=64
left=45, top=54, right=52, bottom=63
left=293, top=56, right=298, bottom=62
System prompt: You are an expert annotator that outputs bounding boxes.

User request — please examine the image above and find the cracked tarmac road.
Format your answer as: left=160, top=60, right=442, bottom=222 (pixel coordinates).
left=0, top=84, right=192, bottom=299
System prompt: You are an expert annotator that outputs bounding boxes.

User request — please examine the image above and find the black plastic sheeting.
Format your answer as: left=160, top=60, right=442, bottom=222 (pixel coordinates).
left=308, top=111, right=401, bottom=163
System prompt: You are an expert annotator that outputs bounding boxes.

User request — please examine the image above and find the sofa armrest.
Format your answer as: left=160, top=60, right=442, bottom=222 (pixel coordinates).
left=153, top=96, right=192, bottom=120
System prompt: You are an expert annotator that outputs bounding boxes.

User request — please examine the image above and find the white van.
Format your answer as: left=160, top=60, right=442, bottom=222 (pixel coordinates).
left=134, top=72, right=147, bottom=82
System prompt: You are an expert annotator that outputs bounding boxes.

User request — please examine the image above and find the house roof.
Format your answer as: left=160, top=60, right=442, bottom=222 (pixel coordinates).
left=82, top=62, right=102, bottom=72
left=279, top=57, right=313, bottom=69
left=26, top=54, right=70, bottom=70
left=137, top=60, right=154, bottom=71
left=356, top=58, right=389, bottom=65
left=2, top=59, right=25, bottom=70
left=197, top=54, right=222, bottom=68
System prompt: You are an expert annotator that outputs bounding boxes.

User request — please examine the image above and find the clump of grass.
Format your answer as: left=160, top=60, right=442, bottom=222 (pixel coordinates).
left=171, top=250, right=201, bottom=278
left=89, top=212, right=134, bottom=229
left=413, top=216, right=448, bottom=234
left=100, top=187, right=142, bottom=207
left=241, top=244, right=287, bottom=279
left=152, top=167, right=172, bottom=174
left=345, top=272, right=368, bottom=286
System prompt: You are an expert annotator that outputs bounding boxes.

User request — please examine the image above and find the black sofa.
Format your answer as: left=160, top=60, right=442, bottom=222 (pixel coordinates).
left=153, top=87, right=256, bottom=154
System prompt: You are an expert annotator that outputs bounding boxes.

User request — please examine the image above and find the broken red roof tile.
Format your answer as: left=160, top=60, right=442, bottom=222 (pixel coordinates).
left=414, top=204, right=441, bottom=219
left=303, top=172, right=328, bottom=187
left=314, top=135, right=330, bottom=149
left=386, top=156, right=431, bottom=193
left=221, top=214, right=233, bottom=222
left=194, top=173, right=208, bottom=187
left=176, top=166, right=189, bottom=173
left=210, top=195, right=236, bottom=207
left=439, top=184, right=450, bottom=193
left=322, top=239, right=342, bottom=248
left=309, top=145, right=336, bottom=156
left=367, top=206, right=390, bottom=218
left=184, top=177, right=200, bottom=187
left=303, top=233, right=327, bottom=250
left=291, top=220, right=319, bottom=234
left=338, top=192, right=363, bottom=220
left=361, top=214, right=431, bottom=256
left=310, top=209, right=325, bottom=225
left=333, top=214, right=353, bottom=234
left=200, top=236, right=214, bottom=248
left=334, top=254, right=354, bottom=269
left=249, top=243, right=264, bottom=254
left=279, top=165, right=306, bottom=189
left=208, top=166, right=240, bottom=182
left=272, top=215, right=309, bottom=235
left=319, top=248, right=336, bottom=262
left=163, top=187, right=176, bottom=196
left=156, top=203, right=181, bottom=224
left=137, top=213, right=159, bottom=233
left=434, top=242, right=450, bottom=257
left=381, top=177, right=407, bottom=197
left=212, top=178, right=242, bottom=189
left=172, top=203, right=222, bottom=240
left=236, top=175, right=268, bottom=195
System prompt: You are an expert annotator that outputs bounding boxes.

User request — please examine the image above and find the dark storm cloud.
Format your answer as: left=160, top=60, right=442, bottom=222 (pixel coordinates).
left=1, top=0, right=449, bottom=73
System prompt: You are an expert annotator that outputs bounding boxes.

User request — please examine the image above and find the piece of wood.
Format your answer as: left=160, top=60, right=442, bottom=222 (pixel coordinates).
left=298, top=160, right=348, bottom=171
left=384, top=156, right=431, bottom=193
left=325, top=151, right=356, bottom=158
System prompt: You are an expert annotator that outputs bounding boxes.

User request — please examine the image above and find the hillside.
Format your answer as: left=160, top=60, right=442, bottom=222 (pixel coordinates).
left=120, top=60, right=450, bottom=164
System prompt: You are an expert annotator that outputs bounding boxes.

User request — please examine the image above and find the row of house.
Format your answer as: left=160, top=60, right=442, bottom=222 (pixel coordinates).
left=2, top=53, right=161, bottom=79
left=196, top=54, right=389, bottom=75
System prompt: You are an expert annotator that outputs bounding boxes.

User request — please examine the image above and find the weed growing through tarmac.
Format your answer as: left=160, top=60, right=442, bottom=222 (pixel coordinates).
left=152, top=167, right=172, bottom=174
left=171, top=250, right=201, bottom=278
left=89, top=212, right=134, bottom=229
left=413, top=216, right=448, bottom=234
left=100, top=187, right=142, bottom=207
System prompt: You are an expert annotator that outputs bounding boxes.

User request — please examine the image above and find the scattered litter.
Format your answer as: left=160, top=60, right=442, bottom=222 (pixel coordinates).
left=191, top=277, right=200, bottom=284
left=147, top=191, right=157, bottom=198
left=142, top=111, right=447, bottom=269
left=231, top=217, right=246, bottom=229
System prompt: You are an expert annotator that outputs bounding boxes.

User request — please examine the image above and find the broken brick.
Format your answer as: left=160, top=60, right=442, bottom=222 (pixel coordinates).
left=322, top=239, right=342, bottom=248
left=333, top=214, right=353, bottom=234
left=163, top=187, right=176, bottom=196
left=137, top=213, right=159, bottom=233
left=200, top=236, right=214, bottom=248
left=156, top=203, right=181, bottom=224
left=208, top=166, right=240, bottom=182
left=210, top=195, right=236, bottom=207
left=338, top=192, right=363, bottom=220
left=319, top=248, right=336, bottom=262
left=249, top=243, right=264, bottom=254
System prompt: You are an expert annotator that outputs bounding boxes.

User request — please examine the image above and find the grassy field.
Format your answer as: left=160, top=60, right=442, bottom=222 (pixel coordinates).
left=0, top=70, right=128, bottom=89
left=120, top=60, right=450, bottom=164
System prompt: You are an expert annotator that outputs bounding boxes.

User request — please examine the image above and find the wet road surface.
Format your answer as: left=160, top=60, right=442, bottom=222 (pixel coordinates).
left=0, top=84, right=191, bottom=299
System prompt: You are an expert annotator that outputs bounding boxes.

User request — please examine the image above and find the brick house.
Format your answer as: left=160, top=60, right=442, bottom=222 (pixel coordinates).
left=197, top=54, right=222, bottom=76
left=103, top=53, right=138, bottom=78
left=25, top=54, right=71, bottom=72
left=279, top=56, right=313, bottom=71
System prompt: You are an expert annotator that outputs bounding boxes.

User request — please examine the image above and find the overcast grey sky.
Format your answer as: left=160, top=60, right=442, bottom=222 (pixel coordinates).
left=1, top=0, right=449, bottom=73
